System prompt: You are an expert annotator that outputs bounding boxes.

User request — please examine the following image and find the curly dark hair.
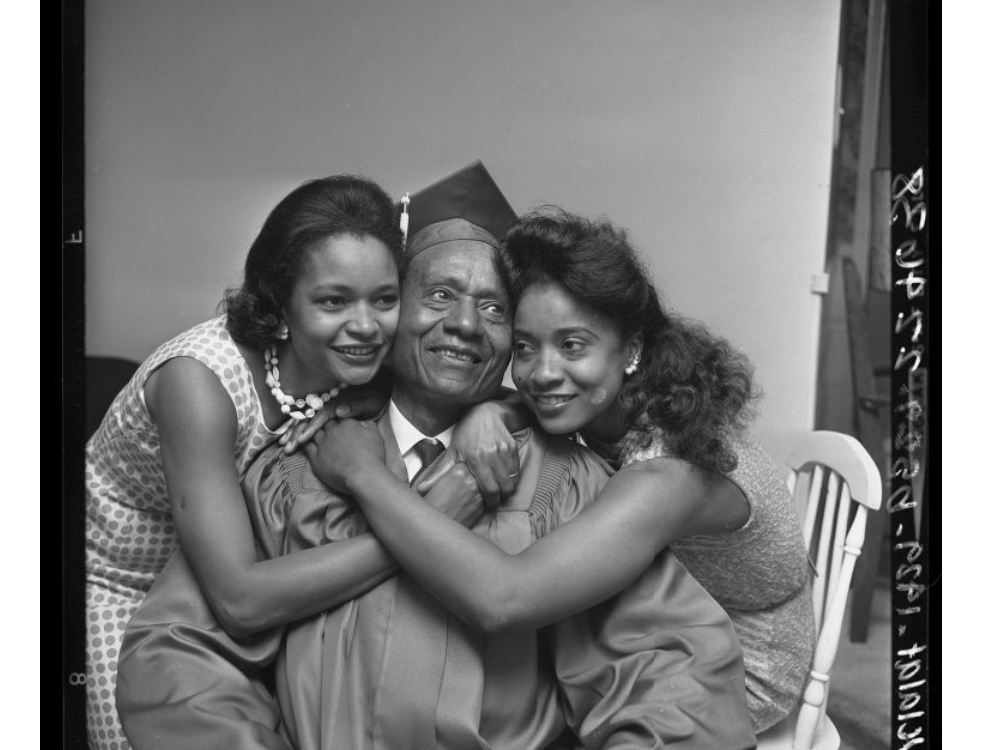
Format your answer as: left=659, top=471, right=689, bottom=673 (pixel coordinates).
left=222, top=175, right=404, bottom=348
left=500, top=208, right=760, bottom=475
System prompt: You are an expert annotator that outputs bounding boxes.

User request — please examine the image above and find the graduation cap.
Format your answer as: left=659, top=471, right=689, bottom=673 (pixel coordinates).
left=401, top=160, right=517, bottom=260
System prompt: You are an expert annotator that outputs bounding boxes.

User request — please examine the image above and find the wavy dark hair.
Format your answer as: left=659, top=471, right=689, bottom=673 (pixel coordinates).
left=500, top=208, right=759, bottom=475
left=222, top=175, right=404, bottom=348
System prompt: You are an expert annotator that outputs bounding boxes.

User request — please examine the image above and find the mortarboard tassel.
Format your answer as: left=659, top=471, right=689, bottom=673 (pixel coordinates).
left=399, top=193, right=411, bottom=249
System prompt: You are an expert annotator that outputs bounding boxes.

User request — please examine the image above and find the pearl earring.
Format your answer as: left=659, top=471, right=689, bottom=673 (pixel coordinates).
left=277, top=322, right=290, bottom=340
left=624, top=352, right=641, bottom=376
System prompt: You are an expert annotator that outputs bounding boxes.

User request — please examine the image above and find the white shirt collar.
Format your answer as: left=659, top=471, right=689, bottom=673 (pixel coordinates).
left=388, top=400, right=456, bottom=464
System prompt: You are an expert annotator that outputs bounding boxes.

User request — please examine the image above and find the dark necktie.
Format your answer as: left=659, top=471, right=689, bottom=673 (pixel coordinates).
left=411, top=437, right=445, bottom=482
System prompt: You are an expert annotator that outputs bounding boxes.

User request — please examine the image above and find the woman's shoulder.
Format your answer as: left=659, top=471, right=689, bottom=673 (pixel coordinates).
left=143, top=316, right=268, bottom=436
left=621, top=452, right=752, bottom=534
left=88, top=318, right=234, bottom=439
left=613, top=453, right=706, bottom=500
left=143, top=316, right=258, bottom=398
left=145, top=315, right=241, bottom=366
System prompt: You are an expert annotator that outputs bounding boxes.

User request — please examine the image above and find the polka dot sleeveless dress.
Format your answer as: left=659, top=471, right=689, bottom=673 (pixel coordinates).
left=84, top=316, right=283, bottom=750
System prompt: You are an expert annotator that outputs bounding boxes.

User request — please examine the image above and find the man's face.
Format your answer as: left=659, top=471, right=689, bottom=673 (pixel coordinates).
left=390, top=242, right=513, bottom=413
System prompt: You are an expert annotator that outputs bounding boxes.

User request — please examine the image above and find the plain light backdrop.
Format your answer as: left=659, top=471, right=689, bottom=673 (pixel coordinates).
left=85, top=0, right=842, bottom=465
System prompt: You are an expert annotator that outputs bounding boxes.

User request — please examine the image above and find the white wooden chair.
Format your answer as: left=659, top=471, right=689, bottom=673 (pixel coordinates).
left=756, top=431, right=883, bottom=750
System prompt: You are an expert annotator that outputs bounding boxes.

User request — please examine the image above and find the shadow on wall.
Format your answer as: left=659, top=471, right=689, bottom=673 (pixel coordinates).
left=86, top=356, right=139, bottom=439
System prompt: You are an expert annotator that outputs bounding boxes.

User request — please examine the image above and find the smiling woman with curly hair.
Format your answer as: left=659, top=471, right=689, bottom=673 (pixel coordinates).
left=326, top=207, right=816, bottom=735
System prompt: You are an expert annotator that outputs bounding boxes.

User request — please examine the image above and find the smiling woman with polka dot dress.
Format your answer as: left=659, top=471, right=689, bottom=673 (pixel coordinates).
left=83, top=175, right=408, bottom=750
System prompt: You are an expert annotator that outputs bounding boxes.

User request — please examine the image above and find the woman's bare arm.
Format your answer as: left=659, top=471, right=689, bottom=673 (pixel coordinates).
left=313, top=418, right=748, bottom=634
left=147, top=358, right=401, bottom=638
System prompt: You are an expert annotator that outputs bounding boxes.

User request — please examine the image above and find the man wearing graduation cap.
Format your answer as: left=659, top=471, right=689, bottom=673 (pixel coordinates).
left=384, top=159, right=521, bottom=465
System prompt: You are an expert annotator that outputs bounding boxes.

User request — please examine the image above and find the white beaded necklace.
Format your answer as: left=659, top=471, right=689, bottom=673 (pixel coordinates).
left=264, top=344, right=346, bottom=421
